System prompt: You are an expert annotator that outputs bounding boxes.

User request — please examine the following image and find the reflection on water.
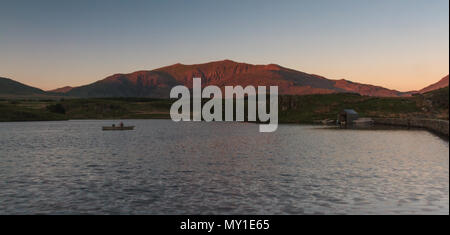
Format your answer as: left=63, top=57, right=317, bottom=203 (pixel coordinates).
left=0, top=120, right=448, bottom=214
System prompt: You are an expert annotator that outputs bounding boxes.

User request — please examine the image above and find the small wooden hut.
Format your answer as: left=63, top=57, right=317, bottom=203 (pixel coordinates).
left=337, top=109, right=359, bottom=126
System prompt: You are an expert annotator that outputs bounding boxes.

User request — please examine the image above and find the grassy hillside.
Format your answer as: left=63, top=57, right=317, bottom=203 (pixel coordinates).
left=278, top=87, right=448, bottom=123
left=61, top=98, right=172, bottom=119
left=416, top=86, right=449, bottom=120
left=0, top=100, right=66, bottom=121
left=0, top=89, right=448, bottom=122
left=0, top=98, right=172, bottom=122
left=278, top=93, right=423, bottom=123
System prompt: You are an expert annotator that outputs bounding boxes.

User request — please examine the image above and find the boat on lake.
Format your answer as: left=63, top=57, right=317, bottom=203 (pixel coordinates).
left=102, top=123, right=135, bottom=131
left=102, top=126, right=135, bottom=131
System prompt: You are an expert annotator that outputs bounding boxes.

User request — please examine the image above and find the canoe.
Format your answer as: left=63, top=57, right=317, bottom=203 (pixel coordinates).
left=102, top=126, right=135, bottom=131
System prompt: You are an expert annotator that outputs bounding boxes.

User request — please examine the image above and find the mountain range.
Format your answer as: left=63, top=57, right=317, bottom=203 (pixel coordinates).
left=2, top=60, right=449, bottom=98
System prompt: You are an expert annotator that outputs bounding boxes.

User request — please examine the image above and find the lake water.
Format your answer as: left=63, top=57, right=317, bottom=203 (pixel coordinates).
left=0, top=120, right=448, bottom=214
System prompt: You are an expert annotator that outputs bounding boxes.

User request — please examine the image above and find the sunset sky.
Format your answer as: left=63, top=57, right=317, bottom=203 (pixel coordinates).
left=0, top=0, right=448, bottom=91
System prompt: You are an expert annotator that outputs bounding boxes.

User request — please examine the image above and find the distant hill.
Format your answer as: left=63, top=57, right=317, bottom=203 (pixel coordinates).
left=48, top=86, right=74, bottom=93
left=64, top=60, right=409, bottom=98
left=333, top=79, right=413, bottom=97
left=0, top=77, right=48, bottom=97
left=419, top=75, right=449, bottom=93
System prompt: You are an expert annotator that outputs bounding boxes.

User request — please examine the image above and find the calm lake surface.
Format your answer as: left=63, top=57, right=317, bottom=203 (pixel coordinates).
left=0, top=120, right=448, bottom=214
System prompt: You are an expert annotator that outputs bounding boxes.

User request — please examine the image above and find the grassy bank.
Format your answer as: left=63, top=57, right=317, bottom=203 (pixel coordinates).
left=0, top=98, right=172, bottom=122
left=279, top=93, right=420, bottom=123
left=0, top=88, right=448, bottom=123
left=279, top=87, right=448, bottom=123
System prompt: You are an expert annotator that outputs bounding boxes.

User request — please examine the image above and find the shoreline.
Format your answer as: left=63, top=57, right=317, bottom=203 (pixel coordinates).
left=373, top=118, right=449, bottom=137
left=2, top=117, right=449, bottom=137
